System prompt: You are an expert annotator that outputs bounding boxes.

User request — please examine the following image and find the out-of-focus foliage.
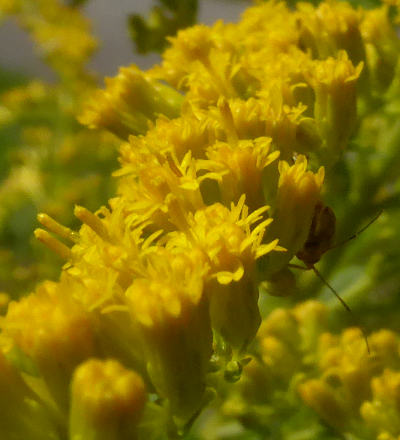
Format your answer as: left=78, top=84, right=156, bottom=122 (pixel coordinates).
left=128, top=0, right=198, bottom=54
left=0, top=0, right=118, bottom=297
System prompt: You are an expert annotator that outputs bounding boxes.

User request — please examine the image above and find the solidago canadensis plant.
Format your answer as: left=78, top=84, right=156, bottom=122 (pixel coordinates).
left=1, top=0, right=400, bottom=439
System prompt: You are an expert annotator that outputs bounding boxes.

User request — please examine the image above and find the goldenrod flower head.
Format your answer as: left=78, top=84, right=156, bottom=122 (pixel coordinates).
left=204, top=137, right=279, bottom=210
left=155, top=23, right=233, bottom=89
left=154, top=21, right=264, bottom=106
left=179, top=196, right=279, bottom=282
left=298, top=378, right=348, bottom=431
left=260, top=335, right=300, bottom=381
left=257, top=301, right=328, bottom=364
left=2, top=280, right=94, bottom=363
left=2, top=280, right=95, bottom=408
left=317, top=328, right=375, bottom=407
left=213, top=98, right=275, bottom=141
left=239, top=1, right=297, bottom=52
left=296, top=0, right=365, bottom=63
left=70, top=358, right=146, bottom=440
left=166, top=24, right=216, bottom=66
left=293, top=300, right=329, bottom=353
left=201, top=93, right=320, bottom=162
left=168, top=197, right=281, bottom=349
left=258, top=307, right=300, bottom=346
left=184, top=53, right=257, bottom=106
left=264, top=155, right=324, bottom=274
left=63, top=265, right=123, bottom=313
left=126, top=249, right=207, bottom=329
left=67, top=202, right=161, bottom=298
left=70, top=359, right=146, bottom=432
left=361, top=369, right=400, bottom=438
left=126, top=249, right=212, bottom=421
left=117, top=151, right=207, bottom=232
left=79, top=65, right=183, bottom=139
left=361, top=6, right=400, bottom=91
left=121, top=113, right=210, bottom=164
left=318, top=328, right=400, bottom=376
left=307, top=51, right=363, bottom=157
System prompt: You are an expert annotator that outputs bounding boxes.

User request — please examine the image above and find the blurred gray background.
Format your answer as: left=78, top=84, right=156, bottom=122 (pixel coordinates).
left=0, top=0, right=247, bottom=81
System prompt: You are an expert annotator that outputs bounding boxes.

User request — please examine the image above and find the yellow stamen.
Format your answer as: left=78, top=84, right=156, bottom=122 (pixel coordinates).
left=37, top=213, right=79, bottom=243
left=74, top=206, right=109, bottom=240
left=34, top=228, right=71, bottom=260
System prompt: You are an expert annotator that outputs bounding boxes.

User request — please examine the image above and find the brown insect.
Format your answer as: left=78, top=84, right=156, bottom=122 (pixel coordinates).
left=289, top=201, right=382, bottom=353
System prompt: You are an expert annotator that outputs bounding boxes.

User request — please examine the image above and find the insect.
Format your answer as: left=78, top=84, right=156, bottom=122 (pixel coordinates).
left=289, top=201, right=382, bottom=353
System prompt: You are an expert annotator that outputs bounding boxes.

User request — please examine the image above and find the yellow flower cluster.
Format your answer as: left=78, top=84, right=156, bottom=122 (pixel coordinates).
left=1, top=0, right=400, bottom=438
left=299, top=327, right=400, bottom=433
left=223, top=301, right=400, bottom=439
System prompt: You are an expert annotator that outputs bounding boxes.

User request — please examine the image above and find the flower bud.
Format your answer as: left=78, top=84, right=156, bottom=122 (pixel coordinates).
left=307, top=52, right=363, bottom=160
left=263, top=155, right=324, bottom=274
left=298, top=379, right=347, bottom=431
left=70, top=358, right=146, bottom=440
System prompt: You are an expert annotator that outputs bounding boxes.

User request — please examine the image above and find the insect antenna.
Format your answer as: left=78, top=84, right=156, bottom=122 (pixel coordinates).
left=328, top=210, right=383, bottom=251
left=312, top=265, right=370, bottom=355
